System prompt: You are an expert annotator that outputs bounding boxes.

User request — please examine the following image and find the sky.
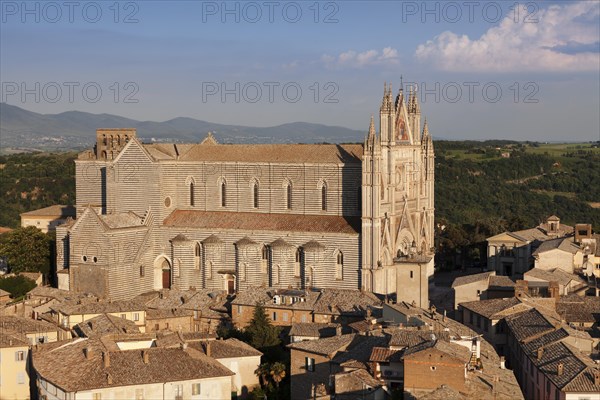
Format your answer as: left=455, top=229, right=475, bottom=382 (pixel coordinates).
left=1, top=0, right=599, bottom=141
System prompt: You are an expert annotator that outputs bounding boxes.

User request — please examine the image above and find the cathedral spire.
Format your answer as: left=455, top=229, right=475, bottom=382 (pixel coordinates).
left=422, top=118, right=430, bottom=140
left=380, top=82, right=391, bottom=112
left=366, top=115, right=376, bottom=149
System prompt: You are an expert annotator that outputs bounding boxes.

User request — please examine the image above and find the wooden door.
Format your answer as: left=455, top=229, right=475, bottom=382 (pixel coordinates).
left=162, top=269, right=170, bottom=289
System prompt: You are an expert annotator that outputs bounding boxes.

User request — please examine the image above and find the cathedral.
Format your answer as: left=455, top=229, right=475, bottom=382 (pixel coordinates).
left=56, top=83, right=435, bottom=305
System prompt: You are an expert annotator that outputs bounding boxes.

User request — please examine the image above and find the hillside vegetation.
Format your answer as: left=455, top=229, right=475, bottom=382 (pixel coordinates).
left=435, top=141, right=600, bottom=269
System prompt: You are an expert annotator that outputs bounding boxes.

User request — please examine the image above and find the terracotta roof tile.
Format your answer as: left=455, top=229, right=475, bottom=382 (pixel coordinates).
left=33, top=338, right=234, bottom=392
left=451, top=271, right=494, bottom=288
left=171, top=143, right=364, bottom=164
left=20, top=205, right=76, bottom=218
left=288, top=333, right=359, bottom=357
left=189, top=338, right=262, bottom=359
left=458, top=297, right=521, bottom=319
left=164, top=210, right=360, bottom=235
left=289, top=323, right=340, bottom=338
left=74, top=314, right=141, bottom=337
left=488, top=275, right=516, bottom=288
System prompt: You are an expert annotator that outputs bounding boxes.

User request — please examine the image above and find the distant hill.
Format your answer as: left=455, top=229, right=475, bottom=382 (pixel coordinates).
left=0, top=103, right=367, bottom=150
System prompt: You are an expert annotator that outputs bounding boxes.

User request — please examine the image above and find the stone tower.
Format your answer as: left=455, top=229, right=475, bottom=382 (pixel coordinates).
left=361, top=82, right=435, bottom=298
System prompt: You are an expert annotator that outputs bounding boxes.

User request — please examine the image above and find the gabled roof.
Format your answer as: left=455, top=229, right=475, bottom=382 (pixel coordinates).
left=289, top=323, right=339, bottom=338
left=451, top=271, right=494, bottom=288
left=32, top=338, right=234, bottom=392
left=20, top=205, right=76, bottom=218
left=74, top=314, right=141, bottom=337
left=288, top=333, right=359, bottom=357
left=459, top=297, right=521, bottom=319
left=524, top=268, right=584, bottom=286
left=505, top=308, right=556, bottom=342
left=189, top=338, right=262, bottom=359
left=532, top=237, right=580, bottom=256
left=403, top=340, right=471, bottom=364
left=487, top=231, right=529, bottom=243
left=173, top=142, right=364, bottom=164
left=488, top=275, right=516, bottom=288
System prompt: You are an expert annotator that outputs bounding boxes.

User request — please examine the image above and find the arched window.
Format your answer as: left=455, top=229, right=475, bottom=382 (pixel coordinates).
left=261, top=246, right=269, bottom=274
left=286, top=184, right=292, bottom=210
left=274, top=265, right=281, bottom=285
left=189, top=182, right=195, bottom=207
left=221, top=181, right=227, bottom=207
left=253, top=182, right=259, bottom=208
left=194, top=243, right=201, bottom=270
left=321, top=184, right=327, bottom=211
left=102, top=135, right=107, bottom=145
left=335, top=251, right=343, bottom=280
left=206, top=261, right=213, bottom=279
left=294, top=248, right=301, bottom=277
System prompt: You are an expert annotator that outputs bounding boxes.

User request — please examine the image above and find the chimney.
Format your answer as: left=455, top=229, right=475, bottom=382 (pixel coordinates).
left=103, top=351, right=110, bottom=368
left=443, top=309, right=446, bottom=322
left=575, top=224, right=592, bottom=243
left=336, top=325, right=342, bottom=336
left=84, top=346, right=94, bottom=360
left=142, top=350, right=149, bottom=364
left=205, top=342, right=212, bottom=358
left=181, top=342, right=188, bottom=350
left=500, top=356, right=506, bottom=369
left=537, top=347, right=544, bottom=361
left=550, top=282, right=560, bottom=301
left=515, top=280, right=529, bottom=298
left=557, top=363, right=564, bottom=376
left=594, top=369, right=600, bottom=386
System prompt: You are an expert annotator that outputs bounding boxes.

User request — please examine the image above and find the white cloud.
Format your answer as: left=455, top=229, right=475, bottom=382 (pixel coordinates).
left=415, top=1, right=600, bottom=72
left=322, top=47, right=400, bottom=68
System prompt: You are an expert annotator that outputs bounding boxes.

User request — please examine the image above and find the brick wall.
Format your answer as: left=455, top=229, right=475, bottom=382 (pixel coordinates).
left=290, top=348, right=336, bottom=400
left=404, top=349, right=466, bottom=393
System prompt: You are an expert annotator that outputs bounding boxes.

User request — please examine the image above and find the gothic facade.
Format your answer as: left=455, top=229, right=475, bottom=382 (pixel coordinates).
left=56, top=84, right=435, bottom=302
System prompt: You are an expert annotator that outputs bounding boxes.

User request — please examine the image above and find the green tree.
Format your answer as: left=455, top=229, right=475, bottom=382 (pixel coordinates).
left=0, top=226, right=51, bottom=274
left=269, top=362, right=286, bottom=389
left=245, top=302, right=281, bottom=350
left=0, top=275, right=36, bottom=300
left=255, top=363, right=271, bottom=387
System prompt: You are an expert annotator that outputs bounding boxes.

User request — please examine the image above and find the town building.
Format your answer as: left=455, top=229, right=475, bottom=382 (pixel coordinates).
left=55, top=83, right=435, bottom=302
left=0, top=315, right=59, bottom=400
left=188, top=338, right=263, bottom=397
left=505, top=308, right=600, bottom=399
left=487, top=216, right=573, bottom=278
left=0, top=332, right=30, bottom=400
left=231, top=287, right=382, bottom=329
left=289, top=322, right=341, bottom=343
left=20, top=205, right=76, bottom=233
left=524, top=268, right=588, bottom=296
left=288, top=316, right=522, bottom=400
left=32, top=334, right=236, bottom=400
left=451, top=271, right=515, bottom=309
